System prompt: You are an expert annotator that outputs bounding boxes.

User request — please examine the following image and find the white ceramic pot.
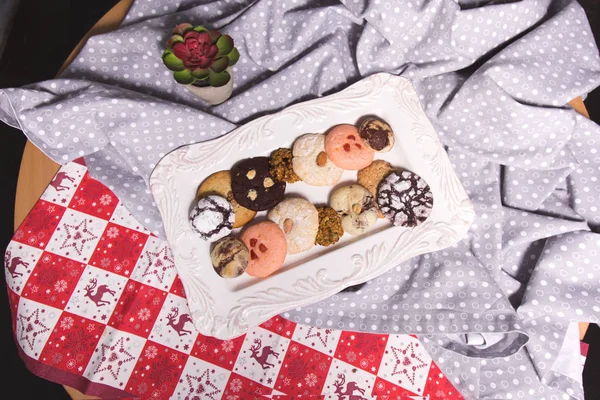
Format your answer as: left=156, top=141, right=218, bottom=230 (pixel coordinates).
left=186, top=67, right=233, bottom=105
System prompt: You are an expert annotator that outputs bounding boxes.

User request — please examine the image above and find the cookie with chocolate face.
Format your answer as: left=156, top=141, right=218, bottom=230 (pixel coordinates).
left=231, top=157, right=286, bottom=211
left=189, top=195, right=235, bottom=241
left=210, top=236, right=249, bottom=278
left=358, top=117, right=395, bottom=152
left=377, top=170, right=433, bottom=227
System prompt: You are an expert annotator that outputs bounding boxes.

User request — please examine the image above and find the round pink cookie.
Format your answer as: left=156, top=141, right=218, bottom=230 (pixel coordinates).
left=241, top=221, right=287, bottom=278
left=325, top=124, right=374, bottom=170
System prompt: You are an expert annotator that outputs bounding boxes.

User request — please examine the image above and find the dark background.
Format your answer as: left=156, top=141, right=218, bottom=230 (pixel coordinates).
left=0, top=0, right=598, bottom=398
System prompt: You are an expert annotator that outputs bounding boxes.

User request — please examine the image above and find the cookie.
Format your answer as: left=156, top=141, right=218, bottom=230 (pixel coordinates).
left=377, top=170, right=434, bottom=227
left=325, top=124, right=374, bottom=170
left=189, top=195, right=234, bottom=241
left=315, top=206, right=344, bottom=247
left=210, top=236, right=249, bottom=279
left=231, top=157, right=286, bottom=211
left=292, top=133, right=343, bottom=186
left=241, top=221, right=287, bottom=278
left=268, top=198, right=319, bottom=254
left=357, top=160, right=394, bottom=196
left=197, top=170, right=256, bottom=228
left=329, top=185, right=378, bottom=235
left=358, top=117, right=395, bottom=152
left=270, top=148, right=301, bottom=183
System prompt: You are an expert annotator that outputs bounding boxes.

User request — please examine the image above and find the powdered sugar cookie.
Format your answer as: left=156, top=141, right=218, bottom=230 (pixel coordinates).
left=268, top=198, right=319, bottom=254
left=292, top=133, right=343, bottom=186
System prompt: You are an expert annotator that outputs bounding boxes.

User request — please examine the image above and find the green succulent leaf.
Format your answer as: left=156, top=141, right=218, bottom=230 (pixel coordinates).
left=162, top=51, right=185, bottom=71
left=216, top=34, right=234, bottom=56
left=209, top=70, right=231, bottom=87
left=191, top=68, right=210, bottom=80
left=226, top=47, right=240, bottom=66
left=193, top=25, right=209, bottom=33
left=208, top=30, right=221, bottom=44
left=210, top=57, right=229, bottom=73
left=173, top=69, right=195, bottom=85
left=166, top=34, right=184, bottom=51
left=172, top=23, right=193, bottom=36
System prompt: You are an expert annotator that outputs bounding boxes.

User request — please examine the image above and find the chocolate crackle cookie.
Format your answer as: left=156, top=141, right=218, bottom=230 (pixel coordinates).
left=330, top=184, right=378, bottom=235
left=358, top=117, right=395, bottom=152
left=269, top=148, right=301, bottom=183
left=377, top=170, right=433, bottom=227
left=231, top=157, right=286, bottom=211
left=210, top=236, right=249, bottom=279
left=189, top=195, right=235, bottom=241
left=197, top=170, right=256, bottom=228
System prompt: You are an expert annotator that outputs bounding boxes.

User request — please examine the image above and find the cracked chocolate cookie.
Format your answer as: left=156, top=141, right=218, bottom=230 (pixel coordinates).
left=231, top=157, right=286, bottom=211
left=189, top=195, right=235, bottom=241
left=358, top=117, right=395, bottom=152
left=210, top=236, right=249, bottom=279
left=330, top=184, right=378, bottom=235
left=377, top=170, right=433, bottom=227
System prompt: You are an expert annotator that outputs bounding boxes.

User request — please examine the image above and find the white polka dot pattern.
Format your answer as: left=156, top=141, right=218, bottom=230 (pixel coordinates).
left=0, top=1, right=599, bottom=398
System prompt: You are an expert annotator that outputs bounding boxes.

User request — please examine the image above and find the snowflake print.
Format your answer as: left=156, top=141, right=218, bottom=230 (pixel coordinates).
left=42, top=254, right=52, bottom=263
left=346, top=351, right=357, bottom=362
left=28, top=236, right=36, bottom=245
left=131, top=233, right=139, bottom=241
left=305, top=373, right=317, bottom=387
left=106, top=226, right=119, bottom=239
left=77, top=198, right=85, bottom=205
left=152, top=297, right=162, bottom=305
left=221, top=340, right=234, bottom=352
left=54, top=280, right=68, bottom=293
left=170, top=353, right=179, bottom=362
left=138, top=382, right=148, bottom=395
left=284, top=377, right=291, bottom=386
left=30, top=285, right=39, bottom=293
left=47, top=205, right=56, bottom=213
left=86, top=323, right=95, bottom=333
left=66, top=359, right=76, bottom=369
left=51, top=353, right=63, bottom=364
left=99, top=194, right=112, bottom=206
left=226, top=396, right=239, bottom=400
left=137, top=308, right=151, bottom=321
left=150, top=389, right=161, bottom=399
left=14, top=230, right=24, bottom=240
left=100, top=258, right=111, bottom=268
left=230, top=378, right=242, bottom=393
left=60, top=316, right=74, bottom=330
left=145, top=345, right=158, bottom=359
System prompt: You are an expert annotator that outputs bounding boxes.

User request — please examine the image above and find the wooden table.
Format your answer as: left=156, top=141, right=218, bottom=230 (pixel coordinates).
left=11, top=1, right=592, bottom=398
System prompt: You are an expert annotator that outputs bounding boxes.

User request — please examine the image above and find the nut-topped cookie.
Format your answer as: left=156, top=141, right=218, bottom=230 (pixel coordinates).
left=292, top=133, right=343, bottom=186
left=231, top=157, right=286, bottom=211
left=330, top=184, right=378, bottom=235
left=268, top=198, right=319, bottom=254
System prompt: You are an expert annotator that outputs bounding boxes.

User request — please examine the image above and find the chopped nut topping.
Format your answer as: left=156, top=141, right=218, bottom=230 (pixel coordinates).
left=246, top=169, right=256, bottom=179
left=263, top=177, right=275, bottom=188
left=247, top=189, right=258, bottom=201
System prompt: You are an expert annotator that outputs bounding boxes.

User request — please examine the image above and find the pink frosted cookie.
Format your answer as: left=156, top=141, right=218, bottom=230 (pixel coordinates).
left=325, top=124, right=374, bottom=170
left=241, top=221, right=287, bottom=278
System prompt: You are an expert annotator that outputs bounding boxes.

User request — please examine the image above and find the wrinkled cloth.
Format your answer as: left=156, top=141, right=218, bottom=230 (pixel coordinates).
left=1, top=0, right=600, bottom=398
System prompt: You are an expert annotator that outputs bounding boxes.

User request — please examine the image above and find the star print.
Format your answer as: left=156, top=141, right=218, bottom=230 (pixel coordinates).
left=305, top=327, right=333, bottom=346
left=184, top=369, right=221, bottom=400
left=141, top=246, right=175, bottom=283
left=17, top=309, right=50, bottom=350
left=94, top=337, right=135, bottom=379
left=60, top=219, right=98, bottom=256
left=390, top=343, right=428, bottom=385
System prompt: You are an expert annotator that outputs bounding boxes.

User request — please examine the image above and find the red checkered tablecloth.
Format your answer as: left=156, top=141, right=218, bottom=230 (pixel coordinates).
left=6, top=161, right=467, bottom=399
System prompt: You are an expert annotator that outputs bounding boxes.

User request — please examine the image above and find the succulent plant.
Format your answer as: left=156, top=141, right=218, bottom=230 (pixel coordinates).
left=162, top=23, right=240, bottom=87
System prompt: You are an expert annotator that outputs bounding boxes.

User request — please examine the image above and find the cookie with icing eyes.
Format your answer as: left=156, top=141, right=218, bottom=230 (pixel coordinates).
left=241, top=221, right=287, bottom=278
left=329, top=184, right=378, bottom=235
left=231, top=157, right=286, bottom=211
left=325, top=124, right=374, bottom=170
left=377, top=170, right=433, bottom=227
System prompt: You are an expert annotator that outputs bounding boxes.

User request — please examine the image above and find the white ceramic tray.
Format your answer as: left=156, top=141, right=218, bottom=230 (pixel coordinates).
left=149, top=73, right=475, bottom=339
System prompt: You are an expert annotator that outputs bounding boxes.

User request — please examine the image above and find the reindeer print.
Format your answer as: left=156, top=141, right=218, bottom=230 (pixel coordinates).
left=5, top=250, right=29, bottom=279
left=333, top=373, right=367, bottom=400
left=166, top=307, right=193, bottom=336
left=84, top=278, right=116, bottom=307
left=50, top=172, right=75, bottom=192
left=249, top=338, right=280, bottom=370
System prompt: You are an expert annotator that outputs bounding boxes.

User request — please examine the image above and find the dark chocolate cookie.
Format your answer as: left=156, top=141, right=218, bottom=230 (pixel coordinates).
left=231, top=157, right=286, bottom=211
left=377, top=170, right=433, bottom=227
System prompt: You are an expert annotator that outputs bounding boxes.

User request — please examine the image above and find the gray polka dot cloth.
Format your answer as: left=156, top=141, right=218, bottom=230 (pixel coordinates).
left=1, top=0, right=599, bottom=398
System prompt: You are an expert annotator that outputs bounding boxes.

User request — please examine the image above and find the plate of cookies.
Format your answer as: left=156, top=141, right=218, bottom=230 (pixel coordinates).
left=150, top=73, right=475, bottom=339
